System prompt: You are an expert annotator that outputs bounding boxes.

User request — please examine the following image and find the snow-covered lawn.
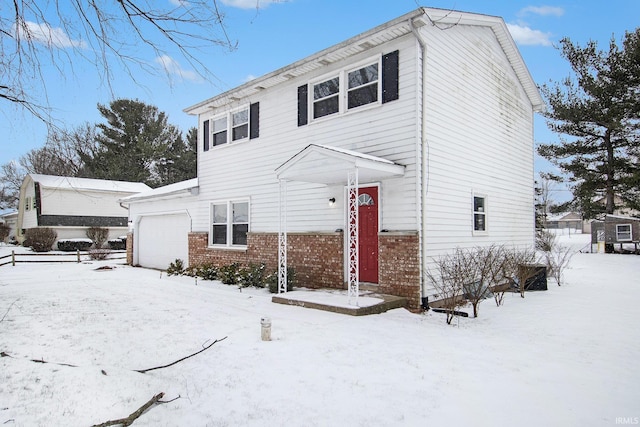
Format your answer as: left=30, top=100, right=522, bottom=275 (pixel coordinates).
left=1, top=235, right=639, bottom=426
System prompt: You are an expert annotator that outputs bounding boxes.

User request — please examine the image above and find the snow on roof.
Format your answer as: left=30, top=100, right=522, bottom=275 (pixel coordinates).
left=120, top=178, right=198, bottom=203
left=28, top=174, right=151, bottom=194
left=606, top=214, right=640, bottom=221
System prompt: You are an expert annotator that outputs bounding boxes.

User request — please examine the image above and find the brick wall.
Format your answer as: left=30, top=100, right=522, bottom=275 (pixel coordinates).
left=189, top=232, right=344, bottom=289
left=188, top=230, right=421, bottom=311
left=126, top=232, right=133, bottom=265
left=378, top=232, right=421, bottom=311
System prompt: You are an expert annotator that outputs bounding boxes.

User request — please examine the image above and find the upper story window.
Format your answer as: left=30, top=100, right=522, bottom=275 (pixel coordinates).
left=232, top=109, right=249, bottom=141
left=212, top=116, right=228, bottom=147
left=313, top=77, right=340, bottom=119
left=616, top=224, right=632, bottom=241
left=298, top=50, right=398, bottom=127
left=473, top=195, right=486, bottom=233
left=202, top=103, right=260, bottom=152
left=25, top=197, right=31, bottom=211
left=210, top=200, right=250, bottom=247
left=347, top=63, right=378, bottom=109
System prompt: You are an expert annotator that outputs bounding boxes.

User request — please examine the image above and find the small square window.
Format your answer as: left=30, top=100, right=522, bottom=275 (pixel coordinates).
left=473, top=196, right=486, bottom=232
left=616, top=224, right=632, bottom=241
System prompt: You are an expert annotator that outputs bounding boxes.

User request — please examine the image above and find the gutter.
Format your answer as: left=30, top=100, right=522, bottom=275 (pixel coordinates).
left=409, top=17, right=430, bottom=310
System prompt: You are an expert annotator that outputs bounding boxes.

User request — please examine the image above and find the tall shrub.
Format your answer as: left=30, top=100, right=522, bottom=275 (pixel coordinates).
left=23, top=227, right=57, bottom=252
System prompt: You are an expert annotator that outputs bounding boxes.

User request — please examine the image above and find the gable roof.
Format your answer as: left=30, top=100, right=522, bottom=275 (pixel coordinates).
left=276, top=144, right=405, bottom=185
left=185, top=7, right=544, bottom=115
left=27, top=174, right=151, bottom=194
left=120, top=178, right=199, bottom=203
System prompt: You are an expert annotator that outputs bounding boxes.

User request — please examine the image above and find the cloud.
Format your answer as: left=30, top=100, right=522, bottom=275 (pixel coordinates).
left=506, top=23, right=553, bottom=46
left=18, top=21, right=86, bottom=49
left=168, top=0, right=189, bottom=6
left=220, top=0, right=279, bottom=9
left=518, top=6, right=564, bottom=17
left=155, top=55, right=202, bottom=82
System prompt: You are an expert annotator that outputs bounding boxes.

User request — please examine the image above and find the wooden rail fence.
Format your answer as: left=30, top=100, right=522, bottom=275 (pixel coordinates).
left=0, top=250, right=127, bottom=267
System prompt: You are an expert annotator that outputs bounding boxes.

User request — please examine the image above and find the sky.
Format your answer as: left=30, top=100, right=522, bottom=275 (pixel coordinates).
left=1, top=0, right=639, bottom=204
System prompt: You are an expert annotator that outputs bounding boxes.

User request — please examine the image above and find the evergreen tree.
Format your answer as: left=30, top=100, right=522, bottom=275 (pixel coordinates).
left=155, top=127, right=197, bottom=185
left=538, top=29, right=640, bottom=219
left=80, top=99, right=183, bottom=187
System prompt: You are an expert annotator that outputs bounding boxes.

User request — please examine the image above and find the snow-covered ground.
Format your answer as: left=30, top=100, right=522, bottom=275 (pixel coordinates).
left=1, top=234, right=639, bottom=426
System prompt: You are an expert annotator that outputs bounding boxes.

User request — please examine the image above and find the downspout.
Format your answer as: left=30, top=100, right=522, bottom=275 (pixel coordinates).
left=410, top=17, right=429, bottom=310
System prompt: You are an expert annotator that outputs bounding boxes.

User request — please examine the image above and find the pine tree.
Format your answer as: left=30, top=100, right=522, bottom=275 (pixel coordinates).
left=538, top=29, right=640, bottom=219
left=80, top=99, right=183, bottom=187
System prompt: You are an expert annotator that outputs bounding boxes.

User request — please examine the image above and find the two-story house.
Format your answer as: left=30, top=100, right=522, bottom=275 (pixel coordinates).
left=125, top=7, right=544, bottom=310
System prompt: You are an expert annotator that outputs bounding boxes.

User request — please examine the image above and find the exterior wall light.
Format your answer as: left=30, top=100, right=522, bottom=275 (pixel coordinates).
left=329, top=197, right=336, bottom=207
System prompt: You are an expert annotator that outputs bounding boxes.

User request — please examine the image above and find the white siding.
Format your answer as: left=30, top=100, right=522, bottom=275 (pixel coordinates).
left=40, top=188, right=129, bottom=217
left=194, top=35, right=420, bottom=235
left=420, top=24, right=536, bottom=266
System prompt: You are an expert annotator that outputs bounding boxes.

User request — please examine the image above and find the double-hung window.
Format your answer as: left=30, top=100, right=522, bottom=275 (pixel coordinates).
left=232, top=109, right=249, bottom=141
left=203, top=103, right=259, bottom=151
left=210, top=201, right=250, bottom=247
left=313, top=77, right=340, bottom=119
left=616, top=224, right=632, bottom=241
left=212, top=117, right=228, bottom=147
left=473, top=195, right=487, bottom=232
left=347, top=62, right=379, bottom=109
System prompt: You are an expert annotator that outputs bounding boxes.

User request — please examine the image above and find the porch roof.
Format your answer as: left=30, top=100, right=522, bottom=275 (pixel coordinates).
left=275, top=144, right=405, bottom=185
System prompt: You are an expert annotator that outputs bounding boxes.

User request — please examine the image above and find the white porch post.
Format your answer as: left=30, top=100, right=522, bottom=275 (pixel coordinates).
left=347, top=169, right=359, bottom=305
left=278, top=179, right=288, bottom=293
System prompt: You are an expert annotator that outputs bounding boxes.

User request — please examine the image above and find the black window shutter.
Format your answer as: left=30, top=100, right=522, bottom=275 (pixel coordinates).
left=203, top=119, right=210, bottom=151
left=250, top=102, right=260, bottom=139
left=297, top=84, right=308, bottom=126
left=382, top=50, right=399, bottom=103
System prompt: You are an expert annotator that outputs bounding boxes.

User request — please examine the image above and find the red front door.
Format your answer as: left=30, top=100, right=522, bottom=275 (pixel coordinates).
left=358, top=186, right=379, bottom=283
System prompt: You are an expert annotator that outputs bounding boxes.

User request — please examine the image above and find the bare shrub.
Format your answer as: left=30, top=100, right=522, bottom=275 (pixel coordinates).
left=0, top=223, right=9, bottom=242
left=23, top=227, right=57, bottom=252
left=89, top=248, right=111, bottom=260
left=426, top=248, right=474, bottom=324
left=545, top=245, right=575, bottom=286
left=86, top=227, right=109, bottom=249
left=536, top=229, right=556, bottom=252
left=504, top=248, right=541, bottom=298
left=465, top=245, right=511, bottom=316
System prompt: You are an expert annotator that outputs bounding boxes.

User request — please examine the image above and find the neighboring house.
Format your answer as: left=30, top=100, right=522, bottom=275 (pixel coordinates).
left=545, top=212, right=586, bottom=234
left=17, top=174, right=151, bottom=246
left=1, top=211, right=18, bottom=243
left=126, top=7, right=544, bottom=310
left=120, top=178, right=199, bottom=269
left=591, top=215, right=640, bottom=253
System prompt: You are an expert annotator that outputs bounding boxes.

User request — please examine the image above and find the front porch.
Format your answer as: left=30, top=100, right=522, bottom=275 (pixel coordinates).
left=272, top=286, right=407, bottom=316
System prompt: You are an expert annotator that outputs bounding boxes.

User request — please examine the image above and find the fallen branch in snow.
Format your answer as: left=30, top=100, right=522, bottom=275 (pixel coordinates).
left=135, top=336, right=228, bottom=374
left=91, top=392, right=165, bottom=427
left=0, top=299, right=19, bottom=323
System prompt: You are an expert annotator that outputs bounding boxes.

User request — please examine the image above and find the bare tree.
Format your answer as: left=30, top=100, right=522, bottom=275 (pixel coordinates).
left=0, top=162, right=25, bottom=210
left=1, top=1, right=238, bottom=123
left=21, top=123, right=99, bottom=176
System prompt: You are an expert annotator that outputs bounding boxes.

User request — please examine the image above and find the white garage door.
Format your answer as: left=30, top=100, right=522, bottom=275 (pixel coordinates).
left=138, top=213, right=190, bottom=270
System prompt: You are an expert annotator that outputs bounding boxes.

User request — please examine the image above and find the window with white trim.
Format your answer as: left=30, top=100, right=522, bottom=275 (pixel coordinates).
left=210, top=200, right=250, bottom=247
left=25, top=197, right=31, bottom=211
left=313, top=76, right=340, bottom=119
left=298, top=50, right=399, bottom=126
left=205, top=103, right=259, bottom=150
left=616, top=224, right=632, bottom=241
left=347, top=62, right=379, bottom=109
left=473, top=196, right=486, bottom=232
left=212, top=116, right=228, bottom=147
